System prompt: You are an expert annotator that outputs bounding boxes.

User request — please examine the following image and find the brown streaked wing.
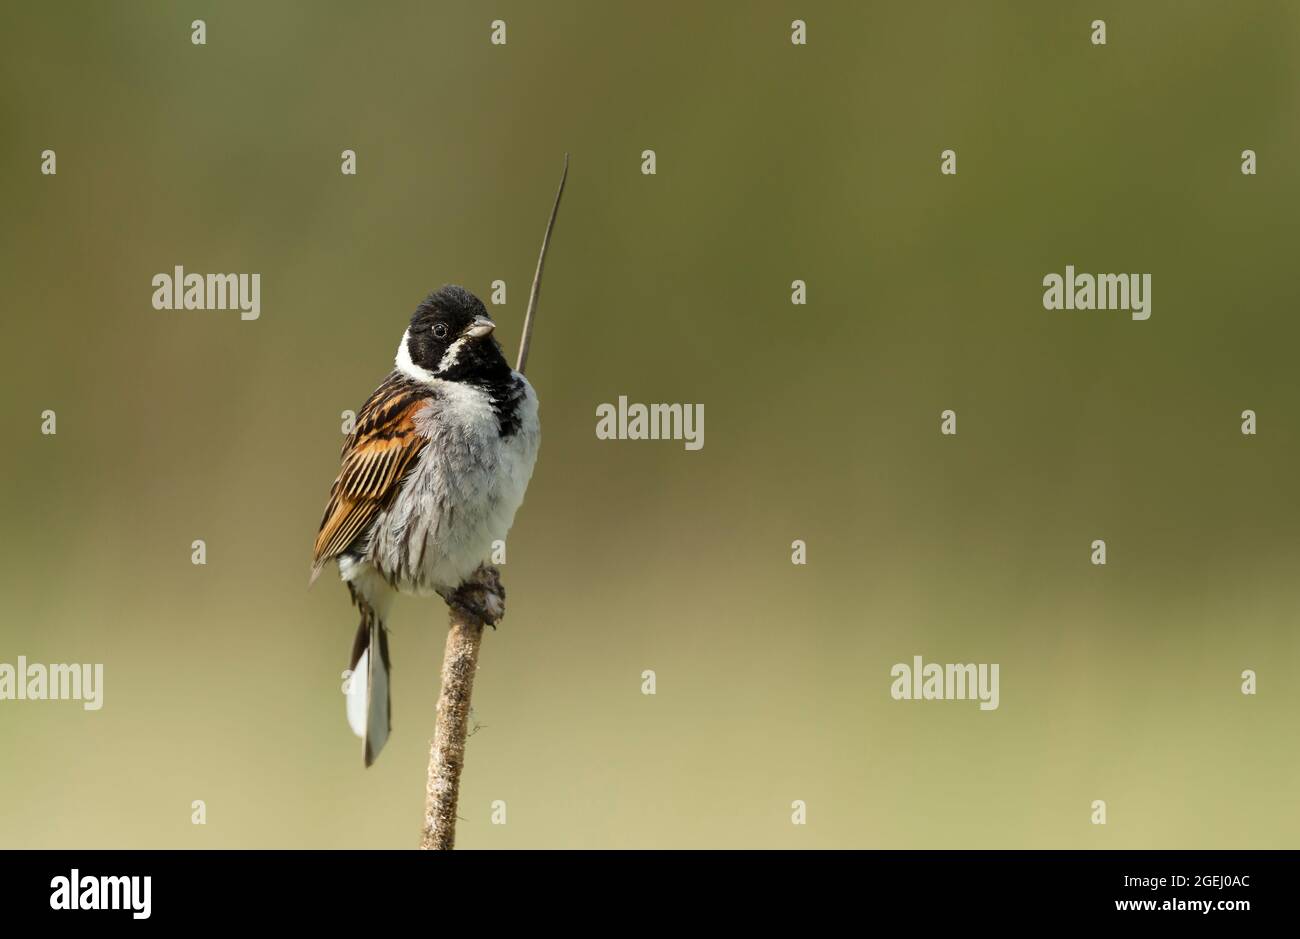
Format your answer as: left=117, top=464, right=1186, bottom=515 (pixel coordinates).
left=311, top=375, right=432, bottom=575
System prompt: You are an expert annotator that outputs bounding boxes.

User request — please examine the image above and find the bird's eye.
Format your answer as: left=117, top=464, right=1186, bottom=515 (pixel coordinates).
left=433, top=323, right=448, bottom=339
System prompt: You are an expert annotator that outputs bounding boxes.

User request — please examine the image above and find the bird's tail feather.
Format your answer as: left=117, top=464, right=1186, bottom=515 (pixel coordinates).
left=346, top=605, right=391, bottom=767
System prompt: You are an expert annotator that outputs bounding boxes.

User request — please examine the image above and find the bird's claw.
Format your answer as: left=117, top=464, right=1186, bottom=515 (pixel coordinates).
left=444, top=564, right=505, bottom=627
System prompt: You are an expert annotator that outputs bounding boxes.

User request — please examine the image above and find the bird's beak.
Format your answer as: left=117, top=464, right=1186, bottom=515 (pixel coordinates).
left=465, top=316, right=496, bottom=339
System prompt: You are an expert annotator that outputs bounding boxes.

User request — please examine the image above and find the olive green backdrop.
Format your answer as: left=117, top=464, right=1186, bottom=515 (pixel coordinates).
left=2, top=1, right=1297, bottom=848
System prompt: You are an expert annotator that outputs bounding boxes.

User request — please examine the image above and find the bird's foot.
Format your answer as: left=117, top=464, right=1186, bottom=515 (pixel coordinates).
left=441, top=565, right=505, bottom=628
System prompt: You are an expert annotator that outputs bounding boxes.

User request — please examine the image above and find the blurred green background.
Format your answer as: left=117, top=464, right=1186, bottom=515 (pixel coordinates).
left=2, top=1, right=1298, bottom=848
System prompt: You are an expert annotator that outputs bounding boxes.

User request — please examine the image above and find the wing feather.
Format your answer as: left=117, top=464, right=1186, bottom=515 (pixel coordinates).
left=311, top=374, right=432, bottom=578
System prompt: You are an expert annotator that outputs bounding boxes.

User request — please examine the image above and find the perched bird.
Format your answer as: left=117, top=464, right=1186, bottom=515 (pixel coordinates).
left=311, top=285, right=541, bottom=766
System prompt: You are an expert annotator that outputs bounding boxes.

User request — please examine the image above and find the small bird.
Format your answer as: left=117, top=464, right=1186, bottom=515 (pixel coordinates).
left=312, top=285, right=541, bottom=766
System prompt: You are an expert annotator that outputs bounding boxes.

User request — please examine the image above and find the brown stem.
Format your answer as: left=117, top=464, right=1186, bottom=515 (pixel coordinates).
left=420, top=606, right=485, bottom=850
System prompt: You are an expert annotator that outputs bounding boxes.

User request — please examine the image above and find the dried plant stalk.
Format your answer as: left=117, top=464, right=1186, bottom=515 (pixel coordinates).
left=420, top=155, right=567, bottom=850
left=420, top=606, right=484, bottom=850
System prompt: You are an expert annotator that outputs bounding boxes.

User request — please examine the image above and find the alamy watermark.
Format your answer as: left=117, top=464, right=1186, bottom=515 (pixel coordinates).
left=0, top=657, right=103, bottom=710
left=151, top=266, right=260, bottom=320
left=890, top=655, right=999, bottom=711
left=595, top=396, right=704, bottom=451
left=1042, top=265, right=1150, bottom=320
left=50, top=870, right=150, bottom=919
